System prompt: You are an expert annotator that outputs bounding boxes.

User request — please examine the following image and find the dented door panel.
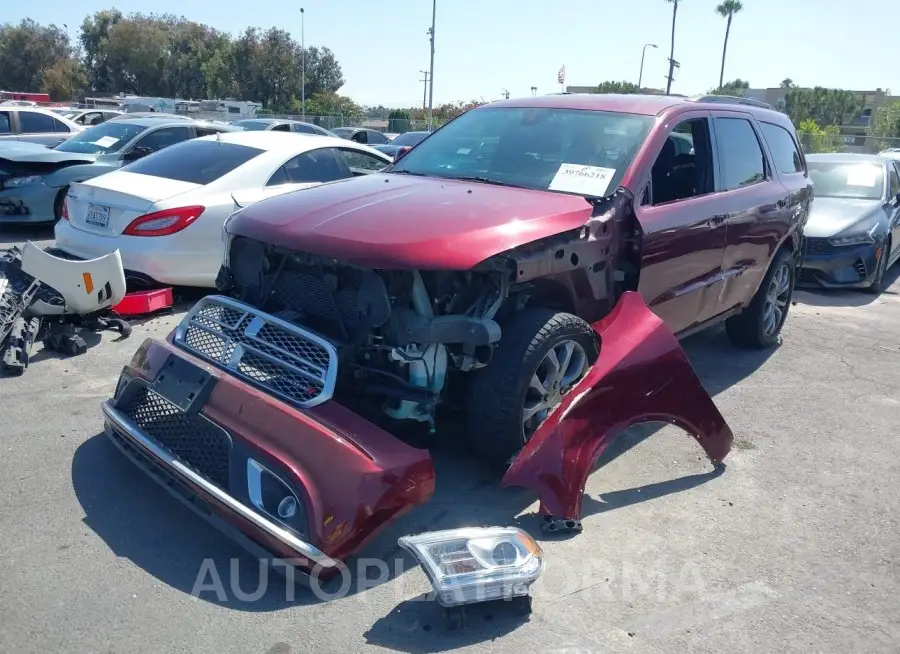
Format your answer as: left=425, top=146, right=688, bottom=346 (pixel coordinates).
left=502, top=291, right=733, bottom=520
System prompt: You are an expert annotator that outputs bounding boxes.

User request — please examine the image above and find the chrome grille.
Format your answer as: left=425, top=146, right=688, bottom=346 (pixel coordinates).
left=804, top=237, right=833, bottom=256
left=173, top=295, right=338, bottom=408
left=119, top=385, right=231, bottom=488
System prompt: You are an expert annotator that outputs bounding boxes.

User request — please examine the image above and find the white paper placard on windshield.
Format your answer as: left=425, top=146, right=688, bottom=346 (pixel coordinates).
left=845, top=165, right=881, bottom=187
left=549, top=164, right=616, bottom=197
left=92, top=136, right=119, bottom=148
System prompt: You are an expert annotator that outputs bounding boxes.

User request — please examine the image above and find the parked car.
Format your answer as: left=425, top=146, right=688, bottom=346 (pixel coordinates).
left=109, top=112, right=194, bottom=121
left=99, top=93, right=808, bottom=579
left=330, top=126, right=392, bottom=145
left=55, top=131, right=392, bottom=287
left=878, top=148, right=900, bottom=161
left=230, top=118, right=336, bottom=137
left=0, top=106, right=83, bottom=147
left=799, top=153, right=900, bottom=293
left=51, top=108, right=123, bottom=126
left=373, top=130, right=430, bottom=157
left=0, top=117, right=238, bottom=224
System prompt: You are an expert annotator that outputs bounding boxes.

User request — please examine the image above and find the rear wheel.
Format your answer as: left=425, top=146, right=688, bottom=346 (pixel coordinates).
left=465, top=308, right=599, bottom=467
left=725, top=248, right=794, bottom=349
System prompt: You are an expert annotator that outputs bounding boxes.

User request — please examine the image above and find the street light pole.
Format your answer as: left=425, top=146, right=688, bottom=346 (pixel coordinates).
left=427, top=0, right=436, bottom=131
left=300, top=8, right=306, bottom=119
left=638, top=43, right=657, bottom=90
left=531, top=86, right=537, bottom=96
left=420, top=70, right=429, bottom=111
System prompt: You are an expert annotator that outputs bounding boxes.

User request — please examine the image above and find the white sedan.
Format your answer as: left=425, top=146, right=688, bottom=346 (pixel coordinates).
left=54, top=131, right=392, bottom=287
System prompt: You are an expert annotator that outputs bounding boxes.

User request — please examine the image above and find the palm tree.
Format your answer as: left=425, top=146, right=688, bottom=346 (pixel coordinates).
left=665, top=0, right=680, bottom=95
left=716, top=1, right=744, bottom=91
left=780, top=78, right=794, bottom=89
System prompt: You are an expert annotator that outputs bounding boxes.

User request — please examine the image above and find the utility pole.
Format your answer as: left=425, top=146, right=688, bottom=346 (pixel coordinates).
left=300, top=8, right=306, bottom=118
left=427, top=0, right=436, bottom=131
left=501, top=88, right=510, bottom=100
left=420, top=70, right=430, bottom=111
left=638, top=43, right=657, bottom=90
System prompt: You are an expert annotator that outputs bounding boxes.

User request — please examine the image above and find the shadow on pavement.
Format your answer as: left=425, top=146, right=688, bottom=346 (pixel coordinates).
left=71, top=320, right=776, bottom=623
left=363, top=593, right=530, bottom=652
left=794, top=264, right=900, bottom=308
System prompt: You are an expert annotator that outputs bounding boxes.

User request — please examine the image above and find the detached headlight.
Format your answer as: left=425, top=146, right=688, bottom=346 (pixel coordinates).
left=5, top=175, right=43, bottom=188
left=398, top=526, right=545, bottom=607
left=829, top=224, right=877, bottom=247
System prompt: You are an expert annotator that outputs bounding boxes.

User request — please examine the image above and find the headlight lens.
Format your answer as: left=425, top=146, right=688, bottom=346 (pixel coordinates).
left=5, top=175, right=42, bottom=188
left=398, top=526, right=545, bottom=607
left=829, top=224, right=877, bottom=247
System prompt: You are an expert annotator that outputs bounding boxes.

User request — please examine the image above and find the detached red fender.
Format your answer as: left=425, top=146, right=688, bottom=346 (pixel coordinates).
left=501, top=291, right=734, bottom=520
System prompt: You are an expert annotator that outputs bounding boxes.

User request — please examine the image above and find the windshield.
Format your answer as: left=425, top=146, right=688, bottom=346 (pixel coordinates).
left=388, top=106, right=655, bottom=197
left=231, top=120, right=273, bottom=131
left=54, top=122, right=150, bottom=154
left=808, top=161, right=885, bottom=200
left=391, top=131, right=429, bottom=147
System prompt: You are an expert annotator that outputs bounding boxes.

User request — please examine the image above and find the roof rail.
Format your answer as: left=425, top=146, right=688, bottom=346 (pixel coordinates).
left=689, top=94, right=777, bottom=111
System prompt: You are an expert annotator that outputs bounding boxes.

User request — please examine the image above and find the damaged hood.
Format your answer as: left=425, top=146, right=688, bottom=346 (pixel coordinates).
left=226, top=173, right=595, bottom=269
left=804, top=197, right=882, bottom=238
left=0, top=142, right=98, bottom=165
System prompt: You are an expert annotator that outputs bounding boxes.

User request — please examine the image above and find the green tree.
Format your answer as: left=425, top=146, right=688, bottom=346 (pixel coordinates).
left=0, top=19, right=72, bottom=93
left=387, top=109, right=411, bottom=133
left=708, top=78, right=750, bottom=97
left=665, top=0, right=681, bottom=95
left=42, top=57, right=88, bottom=100
left=868, top=101, right=900, bottom=150
left=79, top=10, right=123, bottom=93
left=796, top=118, right=843, bottom=153
left=780, top=78, right=794, bottom=89
left=784, top=87, right=864, bottom=126
left=715, top=1, right=743, bottom=91
left=595, top=80, right=641, bottom=94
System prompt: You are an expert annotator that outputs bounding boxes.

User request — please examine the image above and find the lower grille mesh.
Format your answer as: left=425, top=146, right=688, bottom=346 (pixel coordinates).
left=119, top=386, right=231, bottom=488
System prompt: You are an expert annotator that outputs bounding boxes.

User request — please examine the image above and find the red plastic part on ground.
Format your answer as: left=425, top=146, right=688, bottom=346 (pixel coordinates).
left=112, top=288, right=174, bottom=316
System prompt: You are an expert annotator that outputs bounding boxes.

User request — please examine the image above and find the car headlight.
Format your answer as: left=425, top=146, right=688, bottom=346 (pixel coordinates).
left=5, top=175, right=43, bottom=188
left=398, top=526, right=545, bottom=607
left=829, top=224, right=878, bottom=247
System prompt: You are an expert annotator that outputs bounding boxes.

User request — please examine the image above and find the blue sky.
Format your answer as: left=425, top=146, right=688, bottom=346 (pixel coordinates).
left=10, top=0, right=899, bottom=106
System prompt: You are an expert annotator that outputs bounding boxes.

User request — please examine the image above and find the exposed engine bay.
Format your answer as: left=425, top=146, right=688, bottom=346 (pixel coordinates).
left=214, top=190, right=640, bottom=427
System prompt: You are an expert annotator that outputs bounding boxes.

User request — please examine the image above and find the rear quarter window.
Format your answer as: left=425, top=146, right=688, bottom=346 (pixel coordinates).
left=123, top=140, right=265, bottom=185
left=759, top=121, right=804, bottom=175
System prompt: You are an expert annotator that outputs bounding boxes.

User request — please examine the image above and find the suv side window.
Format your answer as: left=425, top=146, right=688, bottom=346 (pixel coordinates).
left=291, top=123, right=317, bottom=134
left=271, top=123, right=292, bottom=132
left=714, top=117, right=767, bottom=190
left=350, top=130, right=368, bottom=144
left=648, top=118, right=715, bottom=206
left=367, top=130, right=388, bottom=144
left=889, top=163, right=900, bottom=199
left=0, top=112, right=10, bottom=134
left=19, top=111, right=60, bottom=134
left=759, top=121, right=803, bottom=176
left=195, top=126, right=225, bottom=137
left=133, top=126, right=191, bottom=154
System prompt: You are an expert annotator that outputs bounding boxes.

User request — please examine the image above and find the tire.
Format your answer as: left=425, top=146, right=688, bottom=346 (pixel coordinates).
left=865, top=238, right=890, bottom=295
left=52, top=186, right=69, bottom=224
left=726, top=247, right=795, bottom=349
left=465, top=308, right=599, bottom=467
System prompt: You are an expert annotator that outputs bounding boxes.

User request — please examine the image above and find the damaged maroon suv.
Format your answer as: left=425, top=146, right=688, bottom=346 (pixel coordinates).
left=101, top=93, right=810, bottom=579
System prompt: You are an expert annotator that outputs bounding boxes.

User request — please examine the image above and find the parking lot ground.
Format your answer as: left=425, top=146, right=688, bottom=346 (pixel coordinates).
left=2, top=226, right=900, bottom=653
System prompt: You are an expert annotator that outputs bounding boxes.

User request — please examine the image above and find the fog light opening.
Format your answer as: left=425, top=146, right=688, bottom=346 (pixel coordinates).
left=277, top=495, right=298, bottom=519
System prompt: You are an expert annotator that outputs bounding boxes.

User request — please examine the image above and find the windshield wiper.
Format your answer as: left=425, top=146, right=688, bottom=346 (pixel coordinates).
left=443, top=175, right=525, bottom=188
left=387, top=169, right=428, bottom=176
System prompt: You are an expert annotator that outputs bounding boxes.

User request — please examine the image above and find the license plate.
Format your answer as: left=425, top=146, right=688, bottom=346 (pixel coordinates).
left=150, top=354, right=217, bottom=413
left=85, top=204, right=110, bottom=227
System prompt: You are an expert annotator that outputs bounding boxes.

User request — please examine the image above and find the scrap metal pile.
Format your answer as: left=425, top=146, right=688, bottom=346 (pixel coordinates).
left=0, top=244, right=132, bottom=376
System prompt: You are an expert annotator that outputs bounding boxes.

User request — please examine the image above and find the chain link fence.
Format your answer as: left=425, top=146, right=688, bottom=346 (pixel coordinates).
left=798, top=133, right=900, bottom=155
left=191, top=111, right=441, bottom=134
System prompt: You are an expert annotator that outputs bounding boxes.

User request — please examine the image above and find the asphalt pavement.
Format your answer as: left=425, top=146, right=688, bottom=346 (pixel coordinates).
left=1, top=225, right=899, bottom=653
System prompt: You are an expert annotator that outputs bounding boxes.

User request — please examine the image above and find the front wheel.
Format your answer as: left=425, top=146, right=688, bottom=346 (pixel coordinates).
left=465, top=309, right=599, bottom=467
left=865, top=239, right=891, bottom=295
left=725, top=248, right=795, bottom=349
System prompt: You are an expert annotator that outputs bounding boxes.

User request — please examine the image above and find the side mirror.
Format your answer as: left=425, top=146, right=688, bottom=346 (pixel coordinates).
left=393, top=146, right=412, bottom=163
left=123, top=146, right=152, bottom=162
